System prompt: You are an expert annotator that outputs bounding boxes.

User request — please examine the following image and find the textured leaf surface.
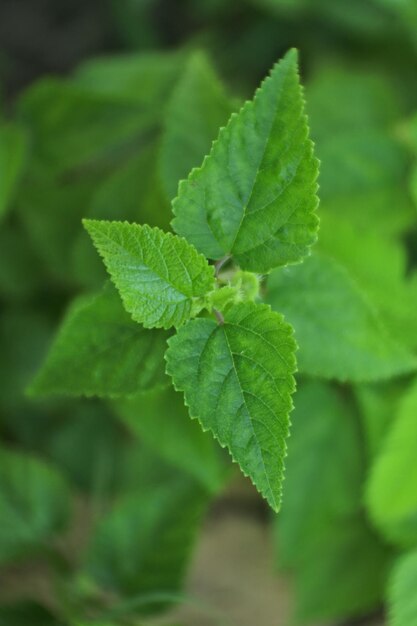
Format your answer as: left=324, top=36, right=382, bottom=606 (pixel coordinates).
left=266, top=253, right=417, bottom=382
left=366, top=378, right=417, bottom=546
left=166, top=302, right=296, bottom=511
left=172, top=49, right=319, bottom=273
left=85, top=476, right=207, bottom=597
left=160, top=51, right=235, bottom=200
left=115, top=386, right=228, bottom=493
left=0, top=449, right=70, bottom=565
left=276, top=381, right=390, bottom=623
left=84, top=220, right=215, bottom=329
left=388, top=550, right=417, bottom=626
left=29, top=283, right=169, bottom=398
left=0, top=124, right=27, bottom=219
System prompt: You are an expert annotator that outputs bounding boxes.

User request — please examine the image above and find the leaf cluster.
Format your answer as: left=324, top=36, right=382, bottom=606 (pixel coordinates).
left=2, top=2, right=417, bottom=624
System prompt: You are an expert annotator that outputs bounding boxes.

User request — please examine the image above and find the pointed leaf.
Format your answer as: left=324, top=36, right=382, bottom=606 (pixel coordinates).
left=83, top=220, right=215, bottom=329
left=172, top=49, right=319, bottom=273
left=29, top=283, right=168, bottom=398
left=266, top=253, right=417, bottom=382
left=166, top=302, right=297, bottom=511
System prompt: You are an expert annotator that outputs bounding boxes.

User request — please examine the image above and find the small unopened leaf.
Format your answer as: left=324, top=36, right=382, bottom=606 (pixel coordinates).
left=172, top=49, right=319, bottom=273
left=84, top=220, right=215, bottom=329
left=166, top=302, right=296, bottom=511
left=29, top=283, right=168, bottom=398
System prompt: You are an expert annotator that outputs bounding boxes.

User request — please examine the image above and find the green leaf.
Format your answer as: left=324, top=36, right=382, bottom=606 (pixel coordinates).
left=84, top=475, right=207, bottom=599
left=266, top=253, right=417, bottom=382
left=17, top=79, right=156, bottom=175
left=115, top=386, right=229, bottom=493
left=292, top=519, right=391, bottom=624
left=166, top=302, right=296, bottom=511
left=83, top=220, right=215, bottom=329
left=276, top=381, right=363, bottom=568
left=74, top=50, right=183, bottom=104
left=0, top=307, right=53, bottom=413
left=307, top=66, right=415, bottom=236
left=275, top=381, right=391, bottom=623
left=71, top=146, right=172, bottom=290
left=44, top=401, right=127, bottom=494
left=366, top=378, right=417, bottom=547
left=317, top=213, right=417, bottom=350
left=172, top=49, right=319, bottom=273
left=160, top=51, right=235, bottom=200
left=388, top=550, right=417, bottom=626
left=0, top=448, right=70, bottom=565
left=0, top=224, right=44, bottom=301
left=0, top=124, right=27, bottom=220
left=29, top=283, right=169, bottom=398
left=16, top=174, right=96, bottom=285
left=354, top=381, right=405, bottom=461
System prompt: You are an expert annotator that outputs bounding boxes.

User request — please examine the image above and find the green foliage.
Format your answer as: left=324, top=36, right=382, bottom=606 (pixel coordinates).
left=354, top=381, right=405, bottom=460
left=84, top=221, right=216, bottom=329
left=160, top=52, right=235, bottom=200
left=0, top=124, right=27, bottom=220
left=172, top=49, right=319, bottom=273
left=366, top=378, right=417, bottom=547
left=2, top=4, right=417, bottom=624
left=166, top=302, right=296, bottom=511
left=84, top=475, right=207, bottom=598
left=0, top=601, right=62, bottom=626
left=292, top=520, right=391, bottom=624
left=388, top=549, right=417, bottom=626
left=266, top=253, right=417, bottom=382
left=0, top=449, right=70, bottom=565
left=307, top=66, right=415, bottom=237
left=29, top=283, right=169, bottom=398
left=317, top=214, right=417, bottom=350
left=115, top=386, right=228, bottom=493
left=276, top=381, right=391, bottom=623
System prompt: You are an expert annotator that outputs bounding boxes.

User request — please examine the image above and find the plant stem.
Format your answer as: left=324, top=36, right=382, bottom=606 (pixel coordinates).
left=215, top=254, right=231, bottom=277
left=213, top=308, right=224, bottom=325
